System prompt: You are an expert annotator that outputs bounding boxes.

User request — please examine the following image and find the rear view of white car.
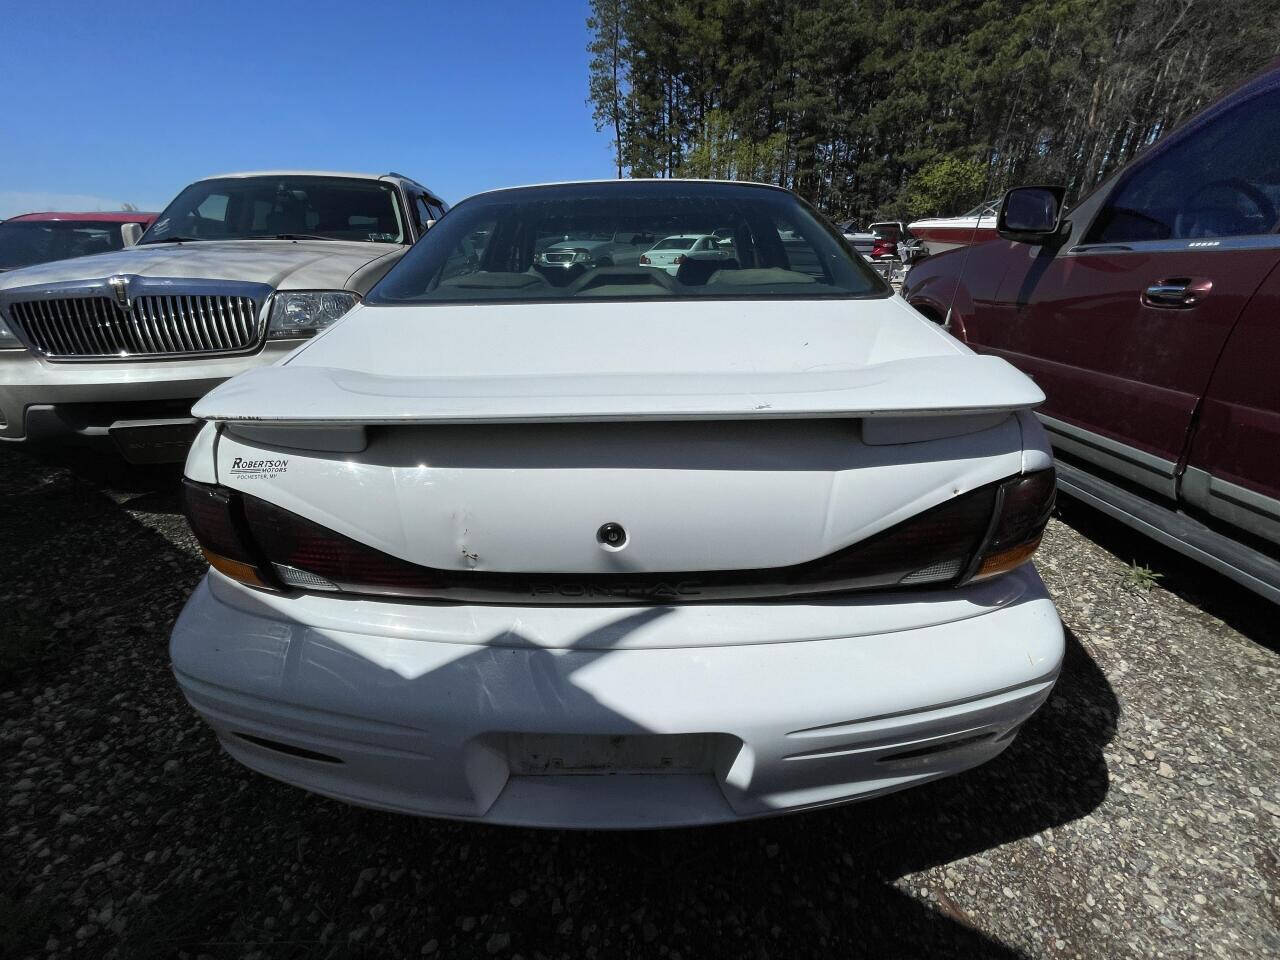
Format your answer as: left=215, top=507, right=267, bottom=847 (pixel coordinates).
left=638, top=233, right=729, bottom=275
left=170, top=179, right=1063, bottom=829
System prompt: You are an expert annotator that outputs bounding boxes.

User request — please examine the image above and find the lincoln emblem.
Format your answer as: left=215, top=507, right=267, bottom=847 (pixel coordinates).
left=108, top=275, right=131, bottom=310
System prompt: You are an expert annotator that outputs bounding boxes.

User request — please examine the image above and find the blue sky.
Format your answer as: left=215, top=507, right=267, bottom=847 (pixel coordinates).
left=0, top=0, right=614, bottom=217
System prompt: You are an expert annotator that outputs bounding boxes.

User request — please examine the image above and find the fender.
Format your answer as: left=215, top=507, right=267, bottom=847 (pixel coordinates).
left=905, top=266, right=974, bottom=342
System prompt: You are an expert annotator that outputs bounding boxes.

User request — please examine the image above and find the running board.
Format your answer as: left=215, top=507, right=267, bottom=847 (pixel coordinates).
left=1055, top=462, right=1280, bottom=605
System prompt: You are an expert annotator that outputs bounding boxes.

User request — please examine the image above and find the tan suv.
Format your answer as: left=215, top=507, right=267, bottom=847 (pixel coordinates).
left=0, top=170, right=446, bottom=462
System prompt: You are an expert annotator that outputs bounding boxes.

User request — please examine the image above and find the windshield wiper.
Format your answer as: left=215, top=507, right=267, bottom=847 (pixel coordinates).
left=141, top=236, right=205, bottom=245
left=272, top=234, right=337, bottom=242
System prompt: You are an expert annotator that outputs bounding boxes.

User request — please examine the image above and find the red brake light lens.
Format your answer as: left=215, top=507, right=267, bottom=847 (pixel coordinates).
left=801, top=485, right=997, bottom=588
left=180, top=469, right=1054, bottom=602
left=242, top=495, right=435, bottom=594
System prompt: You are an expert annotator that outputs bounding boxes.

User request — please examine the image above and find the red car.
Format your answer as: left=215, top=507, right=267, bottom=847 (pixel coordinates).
left=0, top=211, right=158, bottom=273
left=904, top=62, right=1280, bottom=603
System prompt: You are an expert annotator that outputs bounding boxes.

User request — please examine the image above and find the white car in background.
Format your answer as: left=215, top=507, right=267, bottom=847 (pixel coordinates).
left=0, top=171, right=446, bottom=462
left=638, top=233, right=730, bottom=275
left=171, top=179, right=1063, bottom=829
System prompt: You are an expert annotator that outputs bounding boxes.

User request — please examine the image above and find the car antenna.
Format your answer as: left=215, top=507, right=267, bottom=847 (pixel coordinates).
left=942, top=68, right=1027, bottom=330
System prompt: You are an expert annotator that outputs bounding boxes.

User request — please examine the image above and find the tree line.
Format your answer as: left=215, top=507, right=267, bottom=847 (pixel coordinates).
left=587, top=0, right=1278, bottom=221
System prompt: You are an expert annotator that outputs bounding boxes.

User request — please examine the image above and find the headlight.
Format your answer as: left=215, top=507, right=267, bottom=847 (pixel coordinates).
left=267, top=291, right=359, bottom=340
left=0, top=314, right=24, bottom=350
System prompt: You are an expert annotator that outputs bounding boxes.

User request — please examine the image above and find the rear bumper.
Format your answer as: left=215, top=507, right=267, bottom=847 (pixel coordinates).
left=0, top=344, right=298, bottom=458
left=171, top=565, right=1064, bottom=828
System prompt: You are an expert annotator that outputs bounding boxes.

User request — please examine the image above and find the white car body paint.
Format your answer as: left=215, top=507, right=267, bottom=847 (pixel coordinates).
left=193, top=298, right=1043, bottom=425
left=173, top=564, right=1060, bottom=827
left=171, top=219, right=1063, bottom=828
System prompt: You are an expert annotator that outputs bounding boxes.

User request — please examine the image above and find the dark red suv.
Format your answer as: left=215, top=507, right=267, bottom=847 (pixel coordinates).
left=904, top=62, right=1280, bottom=603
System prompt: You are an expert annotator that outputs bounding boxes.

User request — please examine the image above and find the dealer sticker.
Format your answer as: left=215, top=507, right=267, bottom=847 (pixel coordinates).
left=228, top=456, right=289, bottom=480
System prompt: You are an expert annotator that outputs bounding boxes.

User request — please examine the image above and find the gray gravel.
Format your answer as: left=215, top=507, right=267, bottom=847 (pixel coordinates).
left=1, top=446, right=1276, bottom=959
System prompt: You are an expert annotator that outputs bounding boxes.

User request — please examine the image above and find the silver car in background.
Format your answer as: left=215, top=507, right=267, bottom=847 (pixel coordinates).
left=0, top=171, right=446, bottom=462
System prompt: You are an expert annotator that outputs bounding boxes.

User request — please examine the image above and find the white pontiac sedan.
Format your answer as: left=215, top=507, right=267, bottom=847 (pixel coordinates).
left=170, top=180, right=1064, bottom=829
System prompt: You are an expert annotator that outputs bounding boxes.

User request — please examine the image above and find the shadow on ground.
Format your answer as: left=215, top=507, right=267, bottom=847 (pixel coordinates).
left=0, top=449, right=1118, bottom=959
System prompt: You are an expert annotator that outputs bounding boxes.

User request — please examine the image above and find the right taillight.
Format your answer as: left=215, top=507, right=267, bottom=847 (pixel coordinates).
left=970, top=468, right=1056, bottom=581
left=799, top=482, right=997, bottom=589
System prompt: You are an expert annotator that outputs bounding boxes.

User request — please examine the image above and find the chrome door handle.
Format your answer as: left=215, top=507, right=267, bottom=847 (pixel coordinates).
left=1143, top=277, right=1212, bottom=308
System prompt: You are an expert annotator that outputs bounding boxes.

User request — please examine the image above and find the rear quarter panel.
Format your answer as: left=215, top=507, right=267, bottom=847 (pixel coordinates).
left=904, top=241, right=1015, bottom=340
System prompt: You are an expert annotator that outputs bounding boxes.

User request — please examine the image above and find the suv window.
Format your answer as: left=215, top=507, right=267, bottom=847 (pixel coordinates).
left=0, top=221, right=129, bottom=270
left=141, top=175, right=408, bottom=244
left=196, top=194, right=229, bottom=221
left=413, top=194, right=434, bottom=234
left=1088, top=88, right=1280, bottom=243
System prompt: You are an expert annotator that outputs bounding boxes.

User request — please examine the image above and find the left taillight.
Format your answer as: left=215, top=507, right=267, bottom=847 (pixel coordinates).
left=181, top=479, right=279, bottom=591
left=242, top=493, right=434, bottom=594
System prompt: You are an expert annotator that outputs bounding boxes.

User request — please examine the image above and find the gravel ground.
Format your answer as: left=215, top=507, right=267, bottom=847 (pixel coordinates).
left=1, top=446, right=1276, bottom=960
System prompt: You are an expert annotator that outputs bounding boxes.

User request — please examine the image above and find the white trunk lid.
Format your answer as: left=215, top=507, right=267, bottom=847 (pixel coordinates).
left=202, top=297, right=1040, bottom=573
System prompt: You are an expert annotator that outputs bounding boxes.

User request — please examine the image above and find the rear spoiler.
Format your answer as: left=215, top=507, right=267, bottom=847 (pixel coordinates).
left=193, top=354, right=1043, bottom=426
left=195, top=354, right=1044, bottom=426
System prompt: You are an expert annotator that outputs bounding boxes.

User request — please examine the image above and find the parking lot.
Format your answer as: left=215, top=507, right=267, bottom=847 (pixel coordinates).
left=0, top=446, right=1274, bottom=960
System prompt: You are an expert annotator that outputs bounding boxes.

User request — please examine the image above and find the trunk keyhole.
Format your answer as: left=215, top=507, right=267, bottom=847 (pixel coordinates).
left=597, top=522, right=627, bottom=550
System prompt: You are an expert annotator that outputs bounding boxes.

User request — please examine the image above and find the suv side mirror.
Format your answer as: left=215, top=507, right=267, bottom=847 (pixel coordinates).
left=997, top=186, right=1067, bottom=243
left=121, top=222, right=144, bottom=247
left=423, top=219, right=437, bottom=231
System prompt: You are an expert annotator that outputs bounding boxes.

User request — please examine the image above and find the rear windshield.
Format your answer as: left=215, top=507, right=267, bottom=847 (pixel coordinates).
left=140, top=175, right=406, bottom=245
left=0, top=220, right=130, bottom=271
left=368, top=182, right=885, bottom=304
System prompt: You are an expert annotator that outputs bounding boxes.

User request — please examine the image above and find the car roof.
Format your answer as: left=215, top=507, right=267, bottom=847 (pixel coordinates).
left=6, top=211, right=157, bottom=223
left=186, top=171, right=445, bottom=204
left=194, top=170, right=405, bottom=183
left=465, top=178, right=791, bottom=200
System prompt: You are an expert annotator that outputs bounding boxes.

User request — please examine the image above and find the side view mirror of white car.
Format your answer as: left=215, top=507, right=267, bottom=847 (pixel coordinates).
left=120, top=222, right=143, bottom=247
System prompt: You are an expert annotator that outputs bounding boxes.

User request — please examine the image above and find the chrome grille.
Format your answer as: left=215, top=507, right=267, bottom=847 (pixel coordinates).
left=5, top=291, right=263, bottom=360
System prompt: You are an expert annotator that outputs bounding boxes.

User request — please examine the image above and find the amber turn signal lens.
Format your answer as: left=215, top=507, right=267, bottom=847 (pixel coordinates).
left=974, top=535, right=1043, bottom=579
left=201, top=549, right=273, bottom=589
